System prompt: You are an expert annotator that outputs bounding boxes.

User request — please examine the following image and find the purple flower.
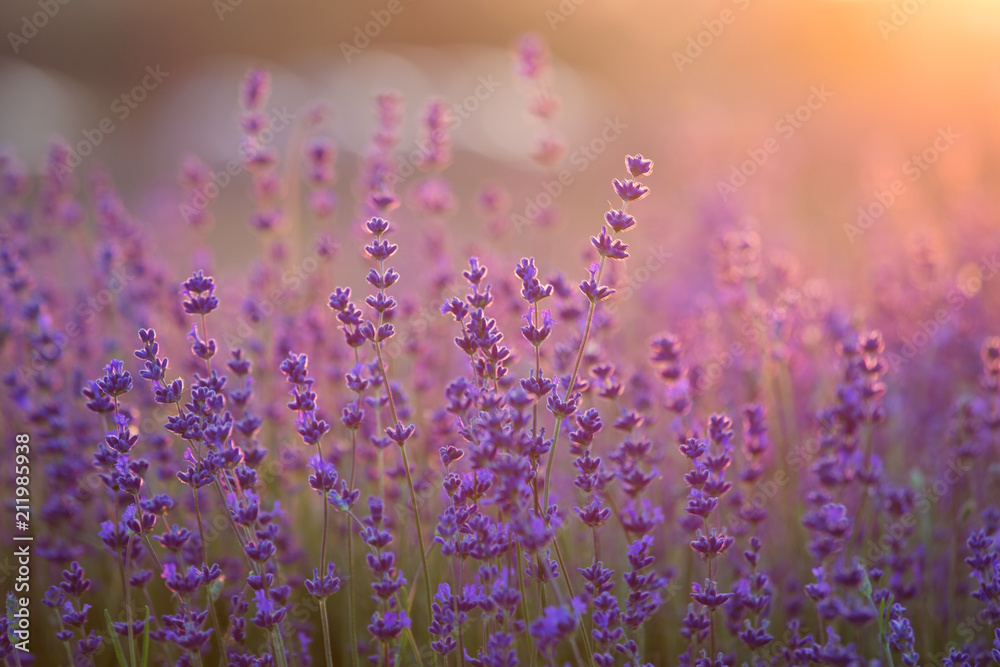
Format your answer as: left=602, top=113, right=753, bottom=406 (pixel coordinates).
left=304, top=562, right=341, bottom=599
left=690, top=580, right=732, bottom=609
left=529, top=601, right=581, bottom=659
left=514, top=32, right=548, bottom=80
left=240, top=67, right=271, bottom=110
left=591, top=226, right=630, bottom=260
left=368, top=610, right=410, bottom=642
left=612, top=178, right=649, bottom=202
left=97, top=359, right=132, bottom=397
left=250, top=589, right=286, bottom=629
left=180, top=270, right=219, bottom=315
left=605, top=208, right=637, bottom=233
left=307, top=454, right=339, bottom=493
left=625, top=154, right=653, bottom=177
left=580, top=262, right=615, bottom=303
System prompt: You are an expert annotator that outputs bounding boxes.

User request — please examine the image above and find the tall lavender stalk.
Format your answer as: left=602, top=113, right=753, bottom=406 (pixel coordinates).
left=356, top=203, right=437, bottom=666
left=542, top=154, right=654, bottom=512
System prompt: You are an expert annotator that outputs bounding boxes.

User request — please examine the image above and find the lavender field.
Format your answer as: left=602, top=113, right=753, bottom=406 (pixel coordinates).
left=2, top=3, right=1000, bottom=666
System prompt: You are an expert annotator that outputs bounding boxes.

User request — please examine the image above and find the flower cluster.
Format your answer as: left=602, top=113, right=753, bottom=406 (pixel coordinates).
left=4, top=54, right=1000, bottom=667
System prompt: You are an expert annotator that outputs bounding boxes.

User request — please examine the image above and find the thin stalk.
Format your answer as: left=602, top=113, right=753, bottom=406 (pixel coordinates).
left=210, top=479, right=255, bottom=569
left=318, top=603, right=334, bottom=667
left=373, top=339, right=436, bottom=665
left=199, top=314, right=212, bottom=376
left=541, top=284, right=599, bottom=513
left=191, top=488, right=227, bottom=660
left=111, top=396, right=137, bottom=667
left=531, top=305, right=542, bottom=439
left=117, top=542, right=137, bottom=667
left=400, top=444, right=434, bottom=631
left=130, top=492, right=191, bottom=612
left=705, top=517, right=716, bottom=660
left=315, top=441, right=335, bottom=667
left=515, top=543, right=537, bottom=667
left=55, top=614, right=74, bottom=665
left=542, top=228, right=620, bottom=512
left=401, top=624, right=427, bottom=667
left=548, top=537, right=597, bottom=667
left=457, top=563, right=466, bottom=667
left=846, top=420, right=874, bottom=563
left=347, top=368, right=361, bottom=667
left=347, top=523, right=360, bottom=667
left=270, top=628, right=289, bottom=667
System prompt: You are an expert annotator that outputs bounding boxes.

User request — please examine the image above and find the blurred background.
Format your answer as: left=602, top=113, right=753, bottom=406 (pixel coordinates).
left=2, top=0, right=999, bottom=319
left=3, top=6, right=1000, bottom=663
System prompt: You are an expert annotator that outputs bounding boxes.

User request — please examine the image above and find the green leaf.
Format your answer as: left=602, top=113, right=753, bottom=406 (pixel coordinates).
left=140, top=606, right=151, bottom=667
left=859, top=571, right=873, bottom=599
left=959, top=498, right=977, bottom=524
left=209, top=577, right=225, bottom=601
left=104, top=608, right=129, bottom=667
left=329, top=493, right=353, bottom=512
left=402, top=623, right=426, bottom=667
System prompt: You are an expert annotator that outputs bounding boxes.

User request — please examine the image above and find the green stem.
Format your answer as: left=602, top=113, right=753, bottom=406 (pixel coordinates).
left=122, top=537, right=138, bottom=667
left=541, top=302, right=592, bottom=513
left=318, top=602, right=334, bottom=667
left=374, top=339, right=437, bottom=667
left=55, top=612, right=75, bottom=665
left=315, top=441, right=335, bottom=667
left=846, top=420, right=874, bottom=563
left=543, top=240, right=616, bottom=513
left=515, top=543, right=537, bottom=667
left=347, top=350, right=362, bottom=667
left=191, top=489, right=227, bottom=660
left=271, top=628, right=289, bottom=667
left=457, top=563, right=466, bottom=667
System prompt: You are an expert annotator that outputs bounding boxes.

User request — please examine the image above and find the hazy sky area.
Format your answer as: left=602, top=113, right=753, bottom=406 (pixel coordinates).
left=2, top=0, right=999, bottom=295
